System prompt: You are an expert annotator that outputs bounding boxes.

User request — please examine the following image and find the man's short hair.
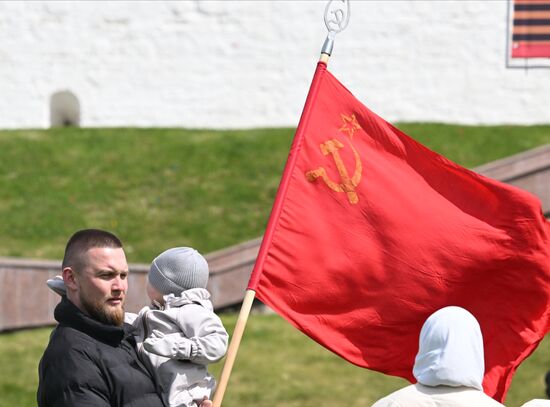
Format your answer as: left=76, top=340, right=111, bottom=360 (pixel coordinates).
left=62, top=229, right=123, bottom=271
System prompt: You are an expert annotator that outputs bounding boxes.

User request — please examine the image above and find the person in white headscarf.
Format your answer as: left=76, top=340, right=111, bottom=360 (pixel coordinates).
left=372, top=306, right=505, bottom=407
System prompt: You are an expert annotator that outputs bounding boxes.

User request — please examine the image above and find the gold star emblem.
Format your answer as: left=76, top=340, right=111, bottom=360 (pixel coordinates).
left=339, top=113, right=361, bottom=138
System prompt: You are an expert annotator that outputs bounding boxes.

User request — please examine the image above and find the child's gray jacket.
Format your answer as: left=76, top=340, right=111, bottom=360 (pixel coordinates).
left=131, top=288, right=229, bottom=407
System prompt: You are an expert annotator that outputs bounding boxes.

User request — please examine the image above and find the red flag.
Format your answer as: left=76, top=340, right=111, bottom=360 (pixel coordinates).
left=247, top=62, right=550, bottom=402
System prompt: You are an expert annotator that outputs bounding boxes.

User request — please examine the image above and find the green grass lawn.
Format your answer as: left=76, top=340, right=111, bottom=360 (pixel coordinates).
left=1, top=313, right=548, bottom=407
left=0, top=124, right=549, bottom=263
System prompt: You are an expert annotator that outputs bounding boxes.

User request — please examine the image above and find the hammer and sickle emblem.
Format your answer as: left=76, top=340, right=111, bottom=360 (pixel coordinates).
left=305, top=138, right=362, bottom=204
left=324, top=0, right=350, bottom=33
left=327, top=9, right=345, bottom=30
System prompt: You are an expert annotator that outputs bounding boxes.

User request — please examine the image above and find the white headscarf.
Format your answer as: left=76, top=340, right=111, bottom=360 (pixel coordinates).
left=413, top=306, right=485, bottom=391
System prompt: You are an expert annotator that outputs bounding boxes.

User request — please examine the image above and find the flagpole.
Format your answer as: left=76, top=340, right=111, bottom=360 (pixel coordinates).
left=212, top=52, right=330, bottom=407
left=211, top=289, right=255, bottom=407
left=212, top=63, right=330, bottom=407
left=210, top=62, right=326, bottom=405
left=211, top=3, right=350, bottom=406
left=212, top=67, right=329, bottom=407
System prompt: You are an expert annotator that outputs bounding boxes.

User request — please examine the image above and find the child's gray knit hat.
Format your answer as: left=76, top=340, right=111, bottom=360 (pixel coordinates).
left=148, top=247, right=209, bottom=295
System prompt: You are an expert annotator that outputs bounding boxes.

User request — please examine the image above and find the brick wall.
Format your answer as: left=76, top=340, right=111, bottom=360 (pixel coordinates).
left=0, top=1, right=549, bottom=129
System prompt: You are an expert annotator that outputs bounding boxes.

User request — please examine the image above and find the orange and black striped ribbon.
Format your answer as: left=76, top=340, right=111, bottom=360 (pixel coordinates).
left=512, top=0, right=550, bottom=57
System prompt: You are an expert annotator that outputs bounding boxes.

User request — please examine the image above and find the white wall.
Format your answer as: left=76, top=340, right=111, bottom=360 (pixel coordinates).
left=0, top=0, right=548, bottom=129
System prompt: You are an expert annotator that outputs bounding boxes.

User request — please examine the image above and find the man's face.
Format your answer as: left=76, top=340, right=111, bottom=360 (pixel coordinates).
left=67, top=247, right=129, bottom=326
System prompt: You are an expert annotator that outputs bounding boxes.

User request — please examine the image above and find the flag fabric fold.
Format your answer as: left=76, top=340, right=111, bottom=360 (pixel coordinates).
left=248, top=62, right=550, bottom=401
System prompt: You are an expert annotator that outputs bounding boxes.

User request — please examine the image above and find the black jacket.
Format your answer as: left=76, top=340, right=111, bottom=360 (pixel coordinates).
left=37, top=297, right=165, bottom=407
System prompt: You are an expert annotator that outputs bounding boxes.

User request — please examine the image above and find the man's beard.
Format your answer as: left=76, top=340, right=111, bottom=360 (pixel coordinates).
left=80, top=292, right=125, bottom=326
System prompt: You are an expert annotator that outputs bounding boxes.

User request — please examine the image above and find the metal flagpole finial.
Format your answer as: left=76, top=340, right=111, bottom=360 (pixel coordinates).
left=320, top=0, right=351, bottom=61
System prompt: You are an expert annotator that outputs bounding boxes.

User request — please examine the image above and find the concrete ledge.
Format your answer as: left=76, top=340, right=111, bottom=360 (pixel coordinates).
left=476, top=144, right=550, bottom=215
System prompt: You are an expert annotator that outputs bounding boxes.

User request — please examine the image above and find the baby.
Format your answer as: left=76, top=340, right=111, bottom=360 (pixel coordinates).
left=48, top=247, right=228, bottom=407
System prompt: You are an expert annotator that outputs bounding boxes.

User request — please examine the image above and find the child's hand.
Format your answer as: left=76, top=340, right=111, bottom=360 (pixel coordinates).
left=199, top=396, right=213, bottom=407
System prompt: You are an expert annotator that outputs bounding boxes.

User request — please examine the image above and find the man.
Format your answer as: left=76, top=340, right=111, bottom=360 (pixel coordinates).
left=37, top=229, right=213, bottom=407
